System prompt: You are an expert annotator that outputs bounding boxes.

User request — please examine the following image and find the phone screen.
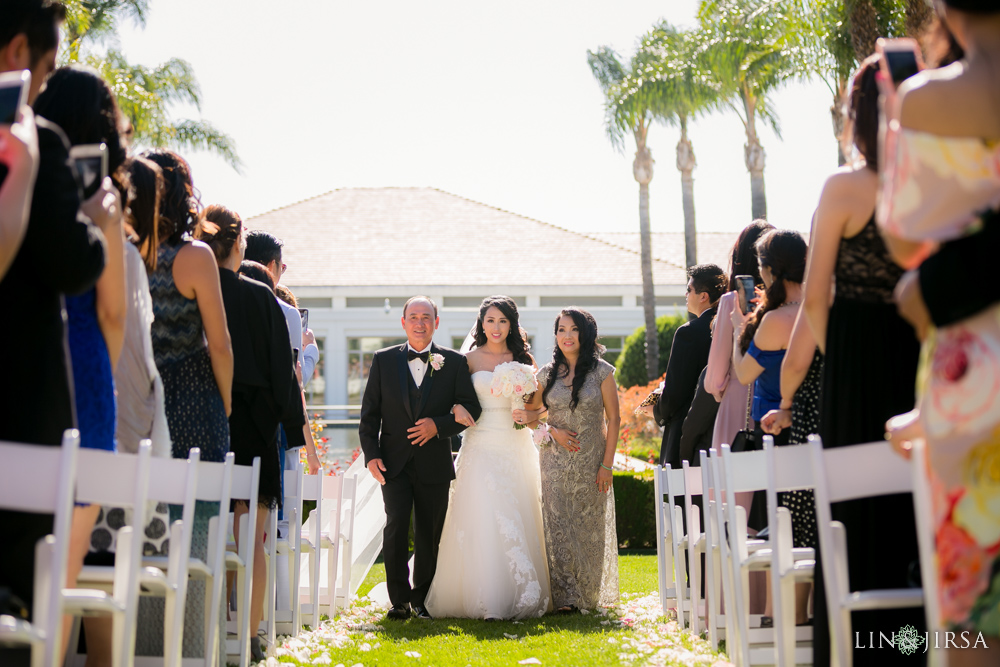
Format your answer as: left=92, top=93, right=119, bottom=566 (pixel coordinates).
left=735, top=275, right=755, bottom=315
left=886, top=50, right=919, bottom=86
left=298, top=308, right=309, bottom=332
left=73, top=155, right=105, bottom=199
left=0, top=83, right=21, bottom=124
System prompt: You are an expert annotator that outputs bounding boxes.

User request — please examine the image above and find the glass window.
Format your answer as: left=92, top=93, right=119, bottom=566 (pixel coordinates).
left=599, top=335, right=624, bottom=365
left=347, top=336, right=406, bottom=406
left=304, top=337, right=325, bottom=406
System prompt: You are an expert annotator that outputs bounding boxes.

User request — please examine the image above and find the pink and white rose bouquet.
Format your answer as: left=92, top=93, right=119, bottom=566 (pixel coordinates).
left=489, top=361, right=539, bottom=429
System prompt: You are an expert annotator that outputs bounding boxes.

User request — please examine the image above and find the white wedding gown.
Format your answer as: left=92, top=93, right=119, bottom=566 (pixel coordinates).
left=424, top=370, right=551, bottom=619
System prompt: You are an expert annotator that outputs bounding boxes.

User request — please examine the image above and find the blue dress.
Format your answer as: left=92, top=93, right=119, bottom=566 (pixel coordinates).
left=746, top=339, right=784, bottom=422
left=65, top=288, right=117, bottom=452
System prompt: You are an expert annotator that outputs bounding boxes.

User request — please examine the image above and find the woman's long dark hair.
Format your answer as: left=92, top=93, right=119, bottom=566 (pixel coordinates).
left=739, top=229, right=807, bottom=353
left=472, top=295, right=532, bottom=365
left=728, top=219, right=774, bottom=291
left=141, top=149, right=200, bottom=246
left=124, top=157, right=163, bottom=271
left=848, top=55, right=881, bottom=172
left=32, top=65, right=128, bottom=185
left=542, top=308, right=605, bottom=411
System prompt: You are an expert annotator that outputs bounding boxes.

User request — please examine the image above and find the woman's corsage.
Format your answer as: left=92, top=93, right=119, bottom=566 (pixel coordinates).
left=533, top=423, right=554, bottom=447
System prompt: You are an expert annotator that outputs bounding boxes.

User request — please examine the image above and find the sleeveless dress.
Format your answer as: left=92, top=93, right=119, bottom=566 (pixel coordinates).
left=65, top=288, right=117, bottom=453
left=537, top=359, right=619, bottom=610
left=137, top=242, right=229, bottom=663
left=881, top=127, right=1000, bottom=635
left=424, top=370, right=551, bottom=619
left=812, top=217, right=924, bottom=667
left=779, top=352, right=821, bottom=550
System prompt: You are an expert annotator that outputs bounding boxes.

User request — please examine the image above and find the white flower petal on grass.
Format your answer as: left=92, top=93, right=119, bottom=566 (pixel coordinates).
left=313, top=655, right=333, bottom=665
left=607, top=637, right=617, bottom=644
left=359, top=643, right=372, bottom=652
left=518, top=659, right=542, bottom=665
left=404, top=651, right=422, bottom=658
left=580, top=609, right=590, bottom=615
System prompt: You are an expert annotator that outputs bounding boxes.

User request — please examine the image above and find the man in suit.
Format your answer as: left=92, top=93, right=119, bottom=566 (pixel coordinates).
left=654, top=264, right=727, bottom=468
left=359, top=296, right=481, bottom=620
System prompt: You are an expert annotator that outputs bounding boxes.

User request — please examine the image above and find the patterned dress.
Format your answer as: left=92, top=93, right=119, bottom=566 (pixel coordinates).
left=881, top=126, right=1000, bottom=635
left=777, top=351, right=821, bottom=551
left=537, top=359, right=618, bottom=610
left=136, top=242, right=229, bottom=662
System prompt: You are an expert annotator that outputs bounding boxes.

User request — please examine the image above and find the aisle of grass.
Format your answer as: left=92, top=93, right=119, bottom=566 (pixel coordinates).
left=266, top=551, right=730, bottom=667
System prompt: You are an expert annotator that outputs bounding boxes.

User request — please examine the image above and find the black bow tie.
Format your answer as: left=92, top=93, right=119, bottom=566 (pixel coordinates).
left=408, top=350, right=429, bottom=363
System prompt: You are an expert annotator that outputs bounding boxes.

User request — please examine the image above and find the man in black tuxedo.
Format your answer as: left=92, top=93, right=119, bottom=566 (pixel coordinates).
left=654, top=264, right=727, bottom=468
left=359, top=296, right=481, bottom=620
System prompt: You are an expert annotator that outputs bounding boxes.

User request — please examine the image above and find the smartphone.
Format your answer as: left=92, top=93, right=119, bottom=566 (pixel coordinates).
left=293, top=347, right=299, bottom=364
left=69, top=143, right=107, bottom=200
left=877, top=38, right=921, bottom=88
left=297, top=308, right=309, bottom=332
left=735, top=275, right=756, bottom=315
left=0, top=70, right=30, bottom=125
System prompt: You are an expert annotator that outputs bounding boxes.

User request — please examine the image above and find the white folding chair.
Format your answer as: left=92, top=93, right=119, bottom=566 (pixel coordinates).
left=720, top=443, right=815, bottom=666
left=910, top=438, right=946, bottom=667
left=809, top=435, right=924, bottom=667
left=681, top=461, right=706, bottom=635
left=763, top=436, right=816, bottom=667
left=699, top=449, right=725, bottom=651
left=653, top=465, right=688, bottom=620
left=298, top=471, right=359, bottom=628
left=67, top=442, right=153, bottom=667
left=140, top=451, right=234, bottom=667
left=0, top=429, right=79, bottom=667
left=266, top=461, right=304, bottom=642
left=224, top=457, right=260, bottom=667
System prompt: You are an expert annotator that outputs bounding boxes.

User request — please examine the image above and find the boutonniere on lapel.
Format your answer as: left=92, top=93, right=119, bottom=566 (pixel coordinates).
left=429, top=353, right=445, bottom=376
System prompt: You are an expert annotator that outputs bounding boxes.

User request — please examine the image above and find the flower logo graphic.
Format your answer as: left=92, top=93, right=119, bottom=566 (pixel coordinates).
left=896, top=625, right=926, bottom=655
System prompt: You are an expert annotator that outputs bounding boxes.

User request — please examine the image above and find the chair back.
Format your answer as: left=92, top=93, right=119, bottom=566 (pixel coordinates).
left=0, top=430, right=80, bottom=667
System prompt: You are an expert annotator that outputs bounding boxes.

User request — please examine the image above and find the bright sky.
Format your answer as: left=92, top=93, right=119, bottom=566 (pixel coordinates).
left=112, top=0, right=837, bottom=238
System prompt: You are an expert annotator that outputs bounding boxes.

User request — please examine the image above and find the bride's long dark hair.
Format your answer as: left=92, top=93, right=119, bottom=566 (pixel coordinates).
left=542, top=308, right=605, bottom=411
left=471, top=295, right=533, bottom=365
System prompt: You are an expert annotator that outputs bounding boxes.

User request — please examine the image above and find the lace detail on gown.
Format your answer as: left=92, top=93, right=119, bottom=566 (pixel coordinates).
left=834, top=217, right=905, bottom=303
left=537, top=359, right=619, bottom=610
left=424, top=371, right=551, bottom=619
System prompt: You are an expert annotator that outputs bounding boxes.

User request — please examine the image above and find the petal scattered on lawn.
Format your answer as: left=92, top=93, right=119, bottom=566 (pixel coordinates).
left=518, top=659, right=542, bottom=665
left=404, top=651, right=422, bottom=658
left=503, top=633, right=518, bottom=639
left=312, top=655, right=333, bottom=665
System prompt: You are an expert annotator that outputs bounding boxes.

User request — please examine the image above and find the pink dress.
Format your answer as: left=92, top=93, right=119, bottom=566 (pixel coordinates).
left=705, top=290, right=765, bottom=613
left=880, top=124, right=1000, bottom=633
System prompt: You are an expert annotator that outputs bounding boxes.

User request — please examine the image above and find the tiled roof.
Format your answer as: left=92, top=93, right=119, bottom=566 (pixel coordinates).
left=245, top=187, right=740, bottom=288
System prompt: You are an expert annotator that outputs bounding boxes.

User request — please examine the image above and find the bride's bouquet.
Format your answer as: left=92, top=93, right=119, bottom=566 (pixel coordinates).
left=489, top=361, right=539, bottom=429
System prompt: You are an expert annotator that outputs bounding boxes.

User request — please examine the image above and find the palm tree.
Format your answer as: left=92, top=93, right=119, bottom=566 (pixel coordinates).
left=588, top=46, right=659, bottom=382
left=61, top=0, right=242, bottom=170
left=613, top=23, right=718, bottom=268
left=698, top=0, right=807, bottom=220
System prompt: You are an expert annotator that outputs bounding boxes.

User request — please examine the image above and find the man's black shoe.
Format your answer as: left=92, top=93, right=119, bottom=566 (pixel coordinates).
left=413, top=605, right=432, bottom=620
left=386, top=605, right=411, bottom=620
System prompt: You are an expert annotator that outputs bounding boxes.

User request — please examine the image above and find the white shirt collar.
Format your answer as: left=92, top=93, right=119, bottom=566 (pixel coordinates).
left=407, top=342, right=432, bottom=355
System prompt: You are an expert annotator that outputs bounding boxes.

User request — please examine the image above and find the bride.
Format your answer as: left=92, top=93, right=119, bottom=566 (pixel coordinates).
left=424, top=295, right=551, bottom=620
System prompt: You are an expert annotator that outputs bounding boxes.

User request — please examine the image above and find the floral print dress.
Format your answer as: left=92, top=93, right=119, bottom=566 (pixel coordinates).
left=880, top=126, right=1000, bottom=634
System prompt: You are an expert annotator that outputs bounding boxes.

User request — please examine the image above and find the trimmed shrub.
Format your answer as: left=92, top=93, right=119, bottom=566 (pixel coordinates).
left=615, top=313, right=688, bottom=388
left=613, top=470, right=656, bottom=548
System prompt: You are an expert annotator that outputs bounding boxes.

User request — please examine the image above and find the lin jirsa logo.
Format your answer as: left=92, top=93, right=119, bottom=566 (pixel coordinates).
left=855, top=625, right=989, bottom=654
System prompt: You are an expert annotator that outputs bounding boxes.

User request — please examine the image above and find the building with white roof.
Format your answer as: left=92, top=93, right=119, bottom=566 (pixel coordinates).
left=245, top=187, right=739, bottom=415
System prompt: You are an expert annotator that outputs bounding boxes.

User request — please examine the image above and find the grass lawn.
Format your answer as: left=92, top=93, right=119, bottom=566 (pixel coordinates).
left=266, top=550, right=731, bottom=667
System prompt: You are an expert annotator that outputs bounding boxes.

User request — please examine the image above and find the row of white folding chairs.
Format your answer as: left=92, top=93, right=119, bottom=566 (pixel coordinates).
left=654, top=435, right=941, bottom=667
left=0, top=430, right=268, bottom=667
left=256, top=463, right=358, bottom=649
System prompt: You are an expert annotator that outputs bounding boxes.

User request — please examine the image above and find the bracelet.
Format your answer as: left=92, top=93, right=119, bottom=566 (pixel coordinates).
left=600, top=463, right=613, bottom=472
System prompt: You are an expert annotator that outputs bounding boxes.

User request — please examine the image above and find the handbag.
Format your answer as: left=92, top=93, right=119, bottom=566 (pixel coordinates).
left=730, top=381, right=758, bottom=453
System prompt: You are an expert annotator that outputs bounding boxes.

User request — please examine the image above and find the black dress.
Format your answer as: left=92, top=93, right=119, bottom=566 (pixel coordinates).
left=219, top=268, right=301, bottom=509
left=813, top=218, right=923, bottom=667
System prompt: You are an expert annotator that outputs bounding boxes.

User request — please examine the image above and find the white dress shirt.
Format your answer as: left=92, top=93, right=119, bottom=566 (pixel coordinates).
left=407, top=343, right=432, bottom=388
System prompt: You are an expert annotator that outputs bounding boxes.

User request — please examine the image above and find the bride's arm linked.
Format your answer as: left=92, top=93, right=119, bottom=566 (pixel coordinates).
left=597, top=373, right=620, bottom=494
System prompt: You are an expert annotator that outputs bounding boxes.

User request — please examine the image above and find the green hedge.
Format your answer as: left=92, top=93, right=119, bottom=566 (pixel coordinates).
left=613, top=470, right=656, bottom=548
left=615, top=313, right=688, bottom=388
